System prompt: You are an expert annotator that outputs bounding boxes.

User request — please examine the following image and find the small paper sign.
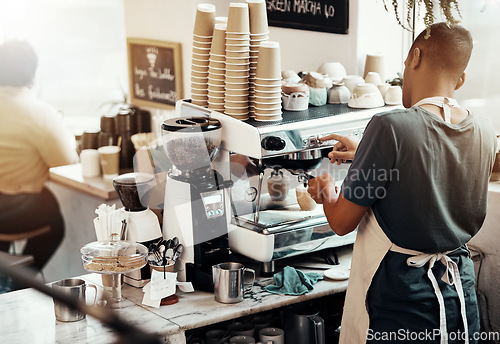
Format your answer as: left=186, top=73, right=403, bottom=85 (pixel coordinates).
left=150, top=270, right=177, bottom=300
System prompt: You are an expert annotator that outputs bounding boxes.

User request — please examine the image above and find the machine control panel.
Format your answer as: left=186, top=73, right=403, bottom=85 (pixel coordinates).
left=200, top=190, right=225, bottom=219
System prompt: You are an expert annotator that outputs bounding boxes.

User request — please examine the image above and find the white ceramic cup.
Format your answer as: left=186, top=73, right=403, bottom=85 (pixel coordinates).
left=317, top=62, right=346, bottom=82
left=80, top=149, right=100, bottom=178
left=364, top=71, right=382, bottom=85
left=259, top=327, right=285, bottom=344
left=342, top=75, right=365, bottom=94
left=230, top=336, right=255, bottom=344
left=377, top=83, right=390, bottom=98
left=384, top=85, right=403, bottom=105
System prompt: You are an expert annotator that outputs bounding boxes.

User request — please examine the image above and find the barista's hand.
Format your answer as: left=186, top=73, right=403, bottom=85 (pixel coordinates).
left=319, top=134, right=360, bottom=165
left=230, top=154, right=259, bottom=179
left=307, top=173, right=338, bottom=204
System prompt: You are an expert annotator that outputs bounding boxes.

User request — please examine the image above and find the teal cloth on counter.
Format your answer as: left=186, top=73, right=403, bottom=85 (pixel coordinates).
left=264, top=266, right=323, bottom=295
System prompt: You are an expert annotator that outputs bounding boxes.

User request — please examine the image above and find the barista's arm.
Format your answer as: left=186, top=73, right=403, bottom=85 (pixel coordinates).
left=308, top=173, right=368, bottom=236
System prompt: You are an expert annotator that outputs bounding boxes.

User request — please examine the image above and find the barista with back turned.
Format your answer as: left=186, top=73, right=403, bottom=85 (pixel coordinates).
left=0, top=40, right=77, bottom=280
left=307, top=23, right=497, bottom=343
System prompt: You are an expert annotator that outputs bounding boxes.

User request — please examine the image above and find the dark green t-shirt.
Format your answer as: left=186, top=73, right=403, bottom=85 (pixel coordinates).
left=342, top=107, right=497, bottom=252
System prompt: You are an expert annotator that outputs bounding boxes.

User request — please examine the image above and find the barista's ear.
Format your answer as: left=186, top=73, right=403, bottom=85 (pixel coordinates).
left=409, top=47, right=422, bottom=69
left=455, top=72, right=466, bottom=90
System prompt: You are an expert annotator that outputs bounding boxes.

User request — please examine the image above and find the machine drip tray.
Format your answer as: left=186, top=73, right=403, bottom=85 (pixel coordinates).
left=234, top=205, right=327, bottom=234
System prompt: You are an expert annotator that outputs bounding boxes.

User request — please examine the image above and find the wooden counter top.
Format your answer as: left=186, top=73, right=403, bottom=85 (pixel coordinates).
left=49, top=164, right=118, bottom=200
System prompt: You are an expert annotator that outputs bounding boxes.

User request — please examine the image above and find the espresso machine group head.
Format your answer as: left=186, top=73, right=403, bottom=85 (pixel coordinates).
left=162, top=116, right=232, bottom=291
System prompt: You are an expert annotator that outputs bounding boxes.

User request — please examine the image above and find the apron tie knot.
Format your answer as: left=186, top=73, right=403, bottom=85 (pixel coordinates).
left=392, top=246, right=469, bottom=344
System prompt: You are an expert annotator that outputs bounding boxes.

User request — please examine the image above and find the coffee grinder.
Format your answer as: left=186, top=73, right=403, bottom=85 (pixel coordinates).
left=162, top=117, right=231, bottom=291
left=113, top=172, right=163, bottom=287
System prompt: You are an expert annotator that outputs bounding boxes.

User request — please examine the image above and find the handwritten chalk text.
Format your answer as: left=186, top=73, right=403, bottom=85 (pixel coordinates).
left=266, top=0, right=335, bottom=19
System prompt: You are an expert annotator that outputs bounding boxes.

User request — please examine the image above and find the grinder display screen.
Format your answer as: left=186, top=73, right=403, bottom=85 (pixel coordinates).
left=201, top=190, right=225, bottom=219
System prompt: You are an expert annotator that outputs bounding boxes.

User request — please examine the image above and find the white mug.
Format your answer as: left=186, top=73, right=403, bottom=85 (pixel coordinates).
left=384, top=85, right=403, bottom=105
left=259, top=327, right=285, bottom=344
left=364, top=71, right=382, bottom=85
left=230, top=335, right=256, bottom=344
left=80, top=149, right=100, bottom=178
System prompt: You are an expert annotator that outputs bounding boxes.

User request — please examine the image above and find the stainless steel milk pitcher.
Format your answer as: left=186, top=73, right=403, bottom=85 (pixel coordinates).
left=212, top=262, right=255, bottom=303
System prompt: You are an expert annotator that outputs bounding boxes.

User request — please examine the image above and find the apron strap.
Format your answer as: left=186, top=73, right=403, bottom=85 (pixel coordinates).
left=413, top=96, right=460, bottom=124
left=390, top=244, right=469, bottom=344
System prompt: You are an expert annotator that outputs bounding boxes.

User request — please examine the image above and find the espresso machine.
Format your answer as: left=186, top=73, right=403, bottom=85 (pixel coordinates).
left=162, top=117, right=232, bottom=291
left=113, top=172, right=163, bottom=287
left=175, top=100, right=399, bottom=273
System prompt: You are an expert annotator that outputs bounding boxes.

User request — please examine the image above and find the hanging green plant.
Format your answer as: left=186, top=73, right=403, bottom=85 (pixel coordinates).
left=382, top=0, right=462, bottom=38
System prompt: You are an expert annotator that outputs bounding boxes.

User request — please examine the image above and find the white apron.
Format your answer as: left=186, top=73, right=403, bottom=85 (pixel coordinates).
left=339, top=97, right=469, bottom=344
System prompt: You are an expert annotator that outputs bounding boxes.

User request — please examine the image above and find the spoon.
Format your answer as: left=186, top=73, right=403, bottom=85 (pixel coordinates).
left=171, top=237, right=179, bottom=248
left=172, top=244, right=184, bottom=263
left=165, top=237, right=179, bottom=259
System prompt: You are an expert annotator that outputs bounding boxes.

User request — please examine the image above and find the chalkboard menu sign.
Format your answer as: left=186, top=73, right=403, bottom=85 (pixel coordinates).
left=266, top=0, right=349, bottom=34
left=127, top=38, right=183, bottom=109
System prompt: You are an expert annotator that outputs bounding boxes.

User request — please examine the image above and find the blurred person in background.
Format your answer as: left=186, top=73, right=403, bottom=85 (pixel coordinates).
left=0, top=40, right=78, bottom=282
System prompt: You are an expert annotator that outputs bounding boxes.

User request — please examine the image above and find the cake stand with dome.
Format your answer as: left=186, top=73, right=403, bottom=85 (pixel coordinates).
left=81, top=240, right=148, bottom=308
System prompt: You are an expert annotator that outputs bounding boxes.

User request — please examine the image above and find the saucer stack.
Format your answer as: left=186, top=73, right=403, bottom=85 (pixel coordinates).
left=247, top=0, right=270, bottom=117
left=191, top=4, right=216, bottom=108
left=207, top=23, right=227, bottom=112
left=224, top=3, right=251, bottom=120
left=254, top=41, right=282, bottom=121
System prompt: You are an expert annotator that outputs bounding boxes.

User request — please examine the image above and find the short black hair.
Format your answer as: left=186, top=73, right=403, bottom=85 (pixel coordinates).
left=0, top=40, right=38, bottom=87
left=411, top=22, right=473, bottom=77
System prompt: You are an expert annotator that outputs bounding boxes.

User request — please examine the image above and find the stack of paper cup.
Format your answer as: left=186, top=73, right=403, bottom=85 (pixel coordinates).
left=215, top=16, right=228, bottom=25
left=247, top=0, right=270, bottom=116
left=208, top=23, right=227, bottom=112
left=254, top=41, right=282, bottom=121
left=192, top=4, right=216, bottom=107
left=224, top=3, right=251, bottom=120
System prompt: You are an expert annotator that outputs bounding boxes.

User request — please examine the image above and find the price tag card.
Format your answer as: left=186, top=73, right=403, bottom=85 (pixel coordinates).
left=150, top=270, right=177, bottom=300
left=142, top=283, right=161, bottom=308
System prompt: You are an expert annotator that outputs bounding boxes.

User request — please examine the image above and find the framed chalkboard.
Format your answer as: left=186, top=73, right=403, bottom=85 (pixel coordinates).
left=266, top=0, right=349, bottom=34
left=127, top=38, right=183, bottom=109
